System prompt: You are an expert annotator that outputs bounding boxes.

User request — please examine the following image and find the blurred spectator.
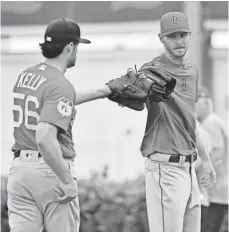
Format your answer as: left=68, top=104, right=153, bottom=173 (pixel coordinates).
left=195, top=120, right=213, bottom=204
left=195, top=119, right=214, bottom=232
left=195, top=86, right=228, bottom=232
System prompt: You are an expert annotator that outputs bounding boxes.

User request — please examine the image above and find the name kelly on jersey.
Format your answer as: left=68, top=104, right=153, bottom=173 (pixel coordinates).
left=17, top=72, right=47, bottom=91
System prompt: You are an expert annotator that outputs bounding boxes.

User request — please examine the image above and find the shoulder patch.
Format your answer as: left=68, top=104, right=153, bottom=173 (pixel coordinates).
left=57, top=97, right=73, bottom=117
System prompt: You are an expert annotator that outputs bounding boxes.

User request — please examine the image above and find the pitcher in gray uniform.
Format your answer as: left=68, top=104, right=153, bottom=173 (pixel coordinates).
left=140, top=12, right=216, bottom=232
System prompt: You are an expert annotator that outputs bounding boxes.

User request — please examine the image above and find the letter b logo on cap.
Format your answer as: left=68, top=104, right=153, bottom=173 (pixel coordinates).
left=172, top=16, right=179, bottom=25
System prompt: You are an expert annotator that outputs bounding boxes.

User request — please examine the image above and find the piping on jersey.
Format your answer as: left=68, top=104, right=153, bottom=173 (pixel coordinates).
left=159, top=164, right=165, bottom=232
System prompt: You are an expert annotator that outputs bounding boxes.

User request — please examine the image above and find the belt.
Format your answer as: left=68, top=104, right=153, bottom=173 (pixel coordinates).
left=14, top=150, right=41, bottom=159
left=169, top=153, right=197, bottom=163
left=149, top=152, right=197, bottom=163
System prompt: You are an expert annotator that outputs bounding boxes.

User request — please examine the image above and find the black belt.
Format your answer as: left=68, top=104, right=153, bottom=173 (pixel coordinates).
left=14, top=150, right=42, bottom=159
left=168, top=153, right=197, bottom=163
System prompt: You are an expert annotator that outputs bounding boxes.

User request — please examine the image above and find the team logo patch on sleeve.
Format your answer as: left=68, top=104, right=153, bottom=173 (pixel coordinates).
left=57, top=97, right=73, bottom=117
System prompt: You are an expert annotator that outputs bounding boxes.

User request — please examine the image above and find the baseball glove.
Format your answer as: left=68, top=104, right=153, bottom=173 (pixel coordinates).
left=107, top=66, right=176, bottom=111
left=139, top=66, right=177, bottom=102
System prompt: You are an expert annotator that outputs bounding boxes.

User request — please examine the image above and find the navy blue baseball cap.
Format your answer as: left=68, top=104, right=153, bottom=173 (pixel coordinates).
left=44, top=18, right=91, bottom=44
left=160, top=12, right=191, bottom=37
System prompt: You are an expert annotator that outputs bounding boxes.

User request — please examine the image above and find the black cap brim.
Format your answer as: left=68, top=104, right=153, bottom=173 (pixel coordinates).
left=78, top=38, right=91, bottom=44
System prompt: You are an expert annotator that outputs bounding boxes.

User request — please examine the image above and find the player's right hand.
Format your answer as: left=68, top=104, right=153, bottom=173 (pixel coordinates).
left=55, top=178, right=78, bottom=204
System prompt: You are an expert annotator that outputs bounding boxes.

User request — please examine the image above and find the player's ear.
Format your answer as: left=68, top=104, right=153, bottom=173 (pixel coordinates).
left=69, top=42, right=75, bottom=47
left=66, top=42, right=74, bottom=53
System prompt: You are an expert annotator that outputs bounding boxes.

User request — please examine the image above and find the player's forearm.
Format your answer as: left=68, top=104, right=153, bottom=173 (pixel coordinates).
left=38, top=139, right=72, bottom=184
left=36, top=123, right=73, bottom=184
left=75, top=85, right=111, bottom=105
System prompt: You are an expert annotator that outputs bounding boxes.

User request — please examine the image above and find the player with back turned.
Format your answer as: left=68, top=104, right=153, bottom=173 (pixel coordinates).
left=8, top=19, right=112, bottom=232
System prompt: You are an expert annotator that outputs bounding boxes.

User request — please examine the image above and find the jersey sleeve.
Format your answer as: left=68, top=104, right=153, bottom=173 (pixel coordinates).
left=39, top=82, right=75, bottom=132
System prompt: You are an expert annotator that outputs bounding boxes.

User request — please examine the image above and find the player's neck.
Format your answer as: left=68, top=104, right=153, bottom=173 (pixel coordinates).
left=43, top=58, right=67, bottom=74
left=164, top=50, right=186, bottom=66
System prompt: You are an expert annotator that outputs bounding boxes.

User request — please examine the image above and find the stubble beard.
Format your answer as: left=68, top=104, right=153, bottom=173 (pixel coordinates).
left=166, top=44, right=188, bottom=59
left=171, top=47, right=188, bottom=58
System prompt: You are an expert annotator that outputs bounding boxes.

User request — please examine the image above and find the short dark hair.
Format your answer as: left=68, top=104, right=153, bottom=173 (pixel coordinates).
left=39, top=42, right=67, bottom=59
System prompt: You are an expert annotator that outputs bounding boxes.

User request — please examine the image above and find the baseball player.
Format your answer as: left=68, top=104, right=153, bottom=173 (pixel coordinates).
left=195, top=86, right=228, bottom=232
left=8, top=18, right=111, bottom=232
left=139, top=12, right=216, bottom=232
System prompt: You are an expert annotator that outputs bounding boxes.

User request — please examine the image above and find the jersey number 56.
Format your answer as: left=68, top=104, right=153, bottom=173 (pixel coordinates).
left=13, top=92, right=40, bottom=131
